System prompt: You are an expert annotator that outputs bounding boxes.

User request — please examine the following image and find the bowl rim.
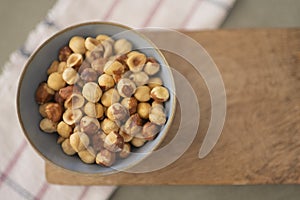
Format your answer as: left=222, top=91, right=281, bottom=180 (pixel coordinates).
left=16, top=21, right=176, bottom=174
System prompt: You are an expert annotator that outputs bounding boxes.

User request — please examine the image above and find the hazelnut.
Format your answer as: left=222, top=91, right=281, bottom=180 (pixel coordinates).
left=57, top=121, right=72, bottom=138
left=61, top=139, right=76, bottom=155
left=101, top=118, right=119, bottom=134
left=131, top=137, right=146, bottom=148
left=121, top=97, right=137, bottom=115
left=103, top=60, right=125, bottom=76
left=57, top=61, right=67, bottom=74
left=102, top=40, right=113, bottom=59
left=83, top=102, right=104, bottom=118
left=62, top=67, right=79, bottom=85
left=85, top=37, right=101, bottom=51
left=66, top=53, right=83, bottom=69
left=104, top=131, right=124, bottom=152
left=47, top=60, right=59, bottom=75
left=129, top=71, right=149, bottom=87
left=80, top=116, right=100, bottom=136
left=114, top=39, right=132, bottom=55
left=39, top=103, right=50, bottom=118
left=123, top=113, right=143, bottom=136
left=62, top=108, right=82, bottom=125
left=78, top=148, right=96, bottom=164
left=54, top=92, right=65, bottom=105
left=149, top=106, right=166, bottom=126
left=69, top=132, right=90, bottom=152
left=96, top=149, right=116, bottom=167
left=101, top=88, right=120, bottom=107
left=150, top=86, right=170, bottom=103
left=69, top=36, right=86, bottom=54
left=117, top=78, right=136, bottom=98
left=119, top=143, right=131, bottom=159
left=47, top=72, right=66, bottom=91
left=91, top=132, right=105, bottom=152
left=39, top=118, right=57, bottom=133
left=44, top=102, right=63, bottom=122
left=142, top=122, right=160, bottom=140
left=144, top=61, right=160, bottom=76
left=64, top=93, right=85, bottom=109
left=137, top=102, right=151, bottom=119
left=134, top=86, right=151, bottom=102
left=78, top=60, right=91, bottom=74
left=58, top=46, right=72, bottom=62
left=80, top=68, right=98, bottom=82
left=126, top=52, right=146, bottom=72
left=147, top=77, right=163, bottom=89
left=119, top=127, right=133, bottom=142
left=82, top=82, right=102, bottom=103
left=35, top=82, right=55, bottom=104
left=96, top=34, right=114, bottom=44
left=91, top=57, right=106, bottom=74
left=98, top=74, right=115, bottom=91
left=58, top=85, right=79, bottom=100
left=86, top=46, right=104, bottom=62
left=106, top=103, right=129, bottom=123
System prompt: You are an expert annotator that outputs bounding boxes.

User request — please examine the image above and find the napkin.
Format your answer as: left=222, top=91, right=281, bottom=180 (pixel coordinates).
left=0, top=0, right=235, bottom=199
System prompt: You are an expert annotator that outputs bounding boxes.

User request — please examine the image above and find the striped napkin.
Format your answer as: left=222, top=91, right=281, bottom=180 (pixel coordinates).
left=0, top=0, right=235, bottom=199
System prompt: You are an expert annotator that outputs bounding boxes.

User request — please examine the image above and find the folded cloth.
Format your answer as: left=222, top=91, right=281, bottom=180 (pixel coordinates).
left=0, top=0, right=235, bottom=199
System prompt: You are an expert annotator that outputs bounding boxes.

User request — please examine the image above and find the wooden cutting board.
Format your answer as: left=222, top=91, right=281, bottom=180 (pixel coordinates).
left=46, top=29, right=300, bottom=185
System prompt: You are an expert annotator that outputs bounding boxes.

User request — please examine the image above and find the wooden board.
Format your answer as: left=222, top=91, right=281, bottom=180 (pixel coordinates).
left=46, top=29, right=300, bottom=185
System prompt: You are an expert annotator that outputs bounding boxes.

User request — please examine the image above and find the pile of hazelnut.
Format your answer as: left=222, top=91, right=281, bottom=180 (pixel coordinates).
left=35, top=34, right=170, bottom=167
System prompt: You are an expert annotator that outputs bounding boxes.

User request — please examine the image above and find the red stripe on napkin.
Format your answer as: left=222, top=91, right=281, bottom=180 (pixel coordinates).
left=180, top=0, right=204, bottom=28
left=0, top=140, right=27, bottom=187
left=142, top=0, right=165, bottom=27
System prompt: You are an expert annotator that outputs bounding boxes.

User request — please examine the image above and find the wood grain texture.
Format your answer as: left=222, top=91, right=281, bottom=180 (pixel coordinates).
left=46, top=29, right=300, bottom=185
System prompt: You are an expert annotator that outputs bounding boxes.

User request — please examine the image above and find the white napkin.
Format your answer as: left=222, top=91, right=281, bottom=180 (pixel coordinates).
left=0, top=0, right=235, bottom=199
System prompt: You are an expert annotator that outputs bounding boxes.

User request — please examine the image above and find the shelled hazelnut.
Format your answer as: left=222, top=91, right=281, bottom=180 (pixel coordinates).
left=69, top=132, right=90, bottom=152
left=101, top=88, right=120, bottom=107
left=58, top=46, right=72, bottom=62
left=117, top=78, right=136, bottom=98
left=119, top=143, right=131, bottom=159
left=35, top=83, right=55, bottom=104
left=57, top=121, right=72, bottom=138
left=114, top=39, right=132, bottom=55
left=150, top=86, right=170, bottom=103
left=82, top=82, right=102, bottom=103
left=47, top=72, right=66, bottom=91
left=80, top=68, right=98, bottom=82
left=69, top=36, right=86, bottom=54
left=66, top=53, right=83, bottom=69
left=78, top=148, right=96, bottom=164
left=96, top=149, right=116, bottom=167
left=61, top=139, right=76, bottom=155
left=104, top=131, right=124, bottom=152
left=101, top=118, right=119, bottom=134
left=98, top=74, right=115, bottom=91
left=39, top=118, right=57, bottom=133
left=80, top=116, right=101, bottom=136
left=83, top=102, right=104, bottom=118
left=106, top=103, right=129, bottom=122
left=121, top=97, right=137, bottom=115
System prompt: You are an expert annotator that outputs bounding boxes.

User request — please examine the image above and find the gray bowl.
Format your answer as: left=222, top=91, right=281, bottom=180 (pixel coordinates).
left=17, top=22, right=176, bottom=174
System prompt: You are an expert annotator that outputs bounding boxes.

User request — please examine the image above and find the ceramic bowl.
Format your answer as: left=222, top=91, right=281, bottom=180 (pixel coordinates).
left=17, top=22, right=175, bottom=174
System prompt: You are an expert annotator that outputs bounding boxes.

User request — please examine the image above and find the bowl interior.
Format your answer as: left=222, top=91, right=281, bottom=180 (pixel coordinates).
left=17, top=22, right=175, bottom=174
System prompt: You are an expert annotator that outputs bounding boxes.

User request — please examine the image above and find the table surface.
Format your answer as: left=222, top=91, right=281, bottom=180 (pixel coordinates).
left=46, top=28, right=300, bottom=185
